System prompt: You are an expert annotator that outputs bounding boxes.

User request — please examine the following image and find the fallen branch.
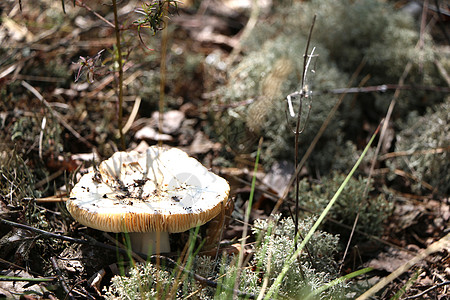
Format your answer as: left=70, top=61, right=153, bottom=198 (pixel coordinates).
left=379, top=146, right=450, bottom=161
left=0, top=218, right=119, bottom=252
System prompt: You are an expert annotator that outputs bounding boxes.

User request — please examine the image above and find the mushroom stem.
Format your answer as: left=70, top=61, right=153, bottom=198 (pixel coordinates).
left=128, top=232, right=171, bottom=255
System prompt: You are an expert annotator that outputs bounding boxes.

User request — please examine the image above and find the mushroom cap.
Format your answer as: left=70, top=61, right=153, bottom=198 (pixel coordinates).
left=67, top=146, right=230, bottom=233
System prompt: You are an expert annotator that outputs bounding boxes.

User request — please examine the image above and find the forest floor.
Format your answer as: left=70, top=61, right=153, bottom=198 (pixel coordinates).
left=0, top=0, right=449, bottom=299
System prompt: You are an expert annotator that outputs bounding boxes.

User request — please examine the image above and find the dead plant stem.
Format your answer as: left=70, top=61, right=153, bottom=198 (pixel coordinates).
left=227, top=0, right=259, bottom=65
left=338, top=74, right=372, bottom=273
left=112, top=0, right=125, bottom=150
left=379, top=146, right=450, bottom=160
left=293, top=14, right=316, bottom=255
left=158, top=5, right=169, bottom=147
left=50, top=256, right=76, bottom=300
left=234, top=137, right=263, bottom=297
left=356, top=233, right=450, bottom=300
left=271, top=57, right=367, bottom=215
left=75, top=0, right=115, bottom=28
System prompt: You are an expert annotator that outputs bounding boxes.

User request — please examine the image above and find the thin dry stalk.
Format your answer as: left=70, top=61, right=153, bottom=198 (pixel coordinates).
left=158, top=4, right=170, bottom=147
left=271, top=57, right=367, bottom=215
left=379, top=146, right=450, bottom=160
left=112, top=0, right=125, bottom=150
left=292, top=15, right=316, bottom=257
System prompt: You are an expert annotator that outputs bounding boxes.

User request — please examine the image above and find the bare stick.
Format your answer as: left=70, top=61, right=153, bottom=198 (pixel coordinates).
left=317, top=84, right=450, bottom=95
left=379, top=146, right=450, bottom=160
left=272, top=58, right=367, bottom=215
left=158, top=3, right=169, bottom=147
left=75, top=0, right=115, bottom=28
left=0, top=218, right=117, bottom=250
left=404, top=281, right=450, bottom=299
left=51, top=256, right=75, bottom=300
left=338, top=74, right=372, bottom=273
left=293, top=15, right=316, bottom=251
left=0, top=276, right=55, bottom=282
left=227, top=0, right=260, bottom=65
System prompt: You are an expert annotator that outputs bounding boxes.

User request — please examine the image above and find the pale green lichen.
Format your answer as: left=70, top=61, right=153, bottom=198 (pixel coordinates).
left=298, top=172, right=393, bottom=241
left=387, top=97, right=450, bottom=195
left=213, top=33, right=347, bottom=171
left=103, top=262, right=172, bottom=299
left=104, top=216, right=346, bottom=299
left=211, top=0, right=443, bottom=174
left=245, top=215, right=345, bottom=299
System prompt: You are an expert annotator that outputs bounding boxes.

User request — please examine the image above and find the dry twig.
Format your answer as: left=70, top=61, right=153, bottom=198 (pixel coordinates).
left=50, top=256, right=75, bottom=300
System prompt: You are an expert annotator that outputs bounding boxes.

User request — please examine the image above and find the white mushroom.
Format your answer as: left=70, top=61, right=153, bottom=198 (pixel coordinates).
left=67, top=146, right=230, bottom=254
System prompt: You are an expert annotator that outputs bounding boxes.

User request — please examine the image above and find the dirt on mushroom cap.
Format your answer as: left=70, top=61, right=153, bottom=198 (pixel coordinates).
left=67, top=146, right=230, bottom=233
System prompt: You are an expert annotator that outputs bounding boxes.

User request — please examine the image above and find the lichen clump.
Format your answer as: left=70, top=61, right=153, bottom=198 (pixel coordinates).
left=104, top=216, right=346, bottom=299
left=387, top=98, right=450, bottom=195
left=211, top=0, right=442, bottom=173
left=299, top=172, right=393, bottom=240
left=243, top=215, right=346, bottom=298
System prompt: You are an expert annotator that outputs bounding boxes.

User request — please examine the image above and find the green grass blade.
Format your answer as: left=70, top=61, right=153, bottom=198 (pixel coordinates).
left=228, top=137, right=263, bottom=298
left=264, top=125, right=380, bottom=299
left=304, top=267, right=374, bottom=300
